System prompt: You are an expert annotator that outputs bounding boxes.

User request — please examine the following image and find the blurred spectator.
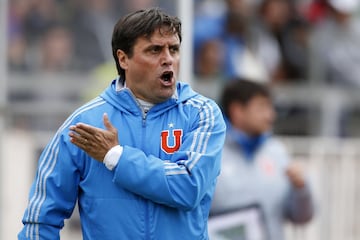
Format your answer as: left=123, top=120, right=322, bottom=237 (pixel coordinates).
left=113, top=0, right=177, bottom=16
left=192, top=39, right=225, bottom=102
left=119, top=0, right=158, bottom=13
left=307, top=0, right=360, bottom=137
left=248, top=0, right=313, bottom=136
left=7, top=0, right=32, bottom=72
left=193, top=0, right=268, bottom=82
left=210, top=79, right=314, bottom=240
left=23, top=0, right=60, bottom=44
left=253, top=0, right=310, bottom=83
left=194, top=0, right=311, bottom=86
left=38, top=24, right=75, bottom=72
left=7, top=33, right=30, bottom=72
left=7, top=0, right=71, bottom=72
left=308, top=0, right=360, bottom=87
left=8, top=0, right=32, bottom=38
left=6, top=0, right=178, bottom=74
left=70, top=0, right=117, bottom=71
left=303, top=0, right=329, bottom=24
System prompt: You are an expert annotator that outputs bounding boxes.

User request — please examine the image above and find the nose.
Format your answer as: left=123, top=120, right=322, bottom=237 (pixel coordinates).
left=161, top=48, right=173, bottom=66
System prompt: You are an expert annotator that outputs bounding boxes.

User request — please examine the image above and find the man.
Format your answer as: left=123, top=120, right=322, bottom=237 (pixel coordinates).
left=210, top=79, right=314, bottom=240
left=18, top=8, right=226, bottom=240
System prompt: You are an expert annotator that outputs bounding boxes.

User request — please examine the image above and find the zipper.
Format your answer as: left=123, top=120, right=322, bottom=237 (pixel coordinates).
left=126, top=89, right=149, bottom=125
left=142, top=108, right=149, bottom=239
left=126, top=90, right=151, bottom=238
left=142, top=109, right=148, bottom=126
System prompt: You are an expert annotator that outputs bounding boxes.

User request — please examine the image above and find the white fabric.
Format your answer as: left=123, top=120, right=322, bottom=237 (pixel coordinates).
left=103, top=145, right=123, bottom=170
left=329, top=0, right=359, bottom=13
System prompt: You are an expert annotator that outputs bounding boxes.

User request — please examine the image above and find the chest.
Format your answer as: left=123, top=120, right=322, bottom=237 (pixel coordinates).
left=215, top=144, right=290, bottom=207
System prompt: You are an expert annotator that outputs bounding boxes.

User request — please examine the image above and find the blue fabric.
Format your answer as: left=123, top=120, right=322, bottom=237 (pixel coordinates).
left=225, top=118, right=270, bottom=160
left=222, top=36, right=245, bottom=78
left=19, top=80, right=226, bottom=240
left=193, top=14, right=246, bottom=78
left=193, top=15, right=225, bottom=51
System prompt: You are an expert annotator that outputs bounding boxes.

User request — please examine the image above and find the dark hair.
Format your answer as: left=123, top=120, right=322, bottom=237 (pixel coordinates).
left=111, top=7, right=182, bottom=78
left=220, top=78, right=271, bottom=118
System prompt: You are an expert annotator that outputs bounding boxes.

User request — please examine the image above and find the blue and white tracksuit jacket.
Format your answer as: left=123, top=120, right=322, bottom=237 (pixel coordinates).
left=18, top=80, right=226, bottom=240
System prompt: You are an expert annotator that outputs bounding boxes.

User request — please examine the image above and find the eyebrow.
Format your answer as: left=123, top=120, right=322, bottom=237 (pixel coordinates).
left=145, top=42, right=180, bottom=49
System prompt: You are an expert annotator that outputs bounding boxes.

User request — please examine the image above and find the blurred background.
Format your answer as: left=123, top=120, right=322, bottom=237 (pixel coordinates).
left=1, top=0, right=360, bottom=239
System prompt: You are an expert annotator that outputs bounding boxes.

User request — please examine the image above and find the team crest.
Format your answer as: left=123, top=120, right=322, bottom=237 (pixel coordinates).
left=161, top=129, right=183, bottom=154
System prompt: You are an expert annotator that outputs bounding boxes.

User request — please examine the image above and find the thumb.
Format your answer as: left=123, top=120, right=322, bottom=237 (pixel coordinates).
left=103, top=113, right=116, bottom=132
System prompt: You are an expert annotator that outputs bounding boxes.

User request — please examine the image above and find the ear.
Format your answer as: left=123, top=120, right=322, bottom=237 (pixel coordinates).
left=117, top=49, right=128, bottom=70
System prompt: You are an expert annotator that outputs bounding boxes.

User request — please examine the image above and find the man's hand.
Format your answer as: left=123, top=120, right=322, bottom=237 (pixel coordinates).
left=69, top=113, right=119, bottom=162
left=286, top=161, right=306, bottom=189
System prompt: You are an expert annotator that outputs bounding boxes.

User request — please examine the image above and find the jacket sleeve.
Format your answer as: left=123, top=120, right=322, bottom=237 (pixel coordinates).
left=285, top=181, right=315, bottom=224
left=112, top=99, right=226, bottom=210
left=18, top=129, right=81, bottom=240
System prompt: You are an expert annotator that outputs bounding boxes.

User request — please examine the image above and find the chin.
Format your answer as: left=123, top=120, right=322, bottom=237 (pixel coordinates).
left=154, top=94, right=173, bottom=103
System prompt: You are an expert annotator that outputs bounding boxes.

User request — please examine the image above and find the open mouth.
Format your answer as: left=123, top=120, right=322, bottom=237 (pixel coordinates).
left=160, top=71, right=173, bottom=83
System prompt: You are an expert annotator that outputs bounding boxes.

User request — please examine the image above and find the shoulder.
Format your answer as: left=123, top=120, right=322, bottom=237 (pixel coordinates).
left=260, top=136, right=290, bottom=164
left=71, top=97, right=108, bottom=122
left=180, top=81, right=219, bottom=103
left=178, top=82, right=220, bottom=111
left=184, top=94, right=224, bottom=123
left=58, top=97, right=108, bottom=135
left=178, top=95, right=225, bottom=134
left=261, top=136, right=288, bottom=153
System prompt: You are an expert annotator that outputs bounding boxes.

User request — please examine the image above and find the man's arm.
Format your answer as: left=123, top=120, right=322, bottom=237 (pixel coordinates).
left=285, top=161, right=315, bottom=223
left=116, top=100, right=226, bottom=209
left=69, top=100, right=226, bottom=210
left=18, top=131, right=80, bottom=240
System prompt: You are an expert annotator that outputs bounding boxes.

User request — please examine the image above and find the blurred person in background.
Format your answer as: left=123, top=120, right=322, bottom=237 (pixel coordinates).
left=308, top=0, right=360, bottom=87
left=7, top=0, right=76, bottom=73
left=7, top=33, right=30, bottom=72
left=113, top=0, right=177, bottom=16
left=307, top=0, right=360, bottom=136
left=119, top=0, right=160, bottom=13
left=210, top=79, right=314, bottom=240
left=252, top=0, right=313, bottom=136
left=70, top=0, right=117, bottom=71
left=254, top=0, right=311, bottom=84
left=192, top=38, right=226, bottom=103
left=38, top=24, right=75, bottom=72
left=193, top=0, right=269, bottom=82
left=303, top=0, right=329, bottom=24
left=18, top=7, right=226, bottom=240
left=22, top=0, right=61, bottom=44
left=7, top=0, right=32, bottom=72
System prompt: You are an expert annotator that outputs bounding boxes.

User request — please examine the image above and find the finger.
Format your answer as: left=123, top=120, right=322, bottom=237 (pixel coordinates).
left=75, top=122, right=103, bottom=135
left=103, top=113, right=116, bottom=132
left=70, top=125, right=94, bottom=140
left=75, top=123, right=107, bottom=140
left=69, top=131, right=88, bottom=145
left=69, top=137, right=86, bottom=152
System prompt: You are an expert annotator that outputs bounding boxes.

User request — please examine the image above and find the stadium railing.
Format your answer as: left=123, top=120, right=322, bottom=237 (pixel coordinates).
left=282, top=137, right=360, bottom=240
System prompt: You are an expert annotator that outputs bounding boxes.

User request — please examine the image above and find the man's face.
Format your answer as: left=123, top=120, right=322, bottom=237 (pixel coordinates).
left=232, top=95, right=275, bottom=136
left=117, top=28, right=180, bottom=103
